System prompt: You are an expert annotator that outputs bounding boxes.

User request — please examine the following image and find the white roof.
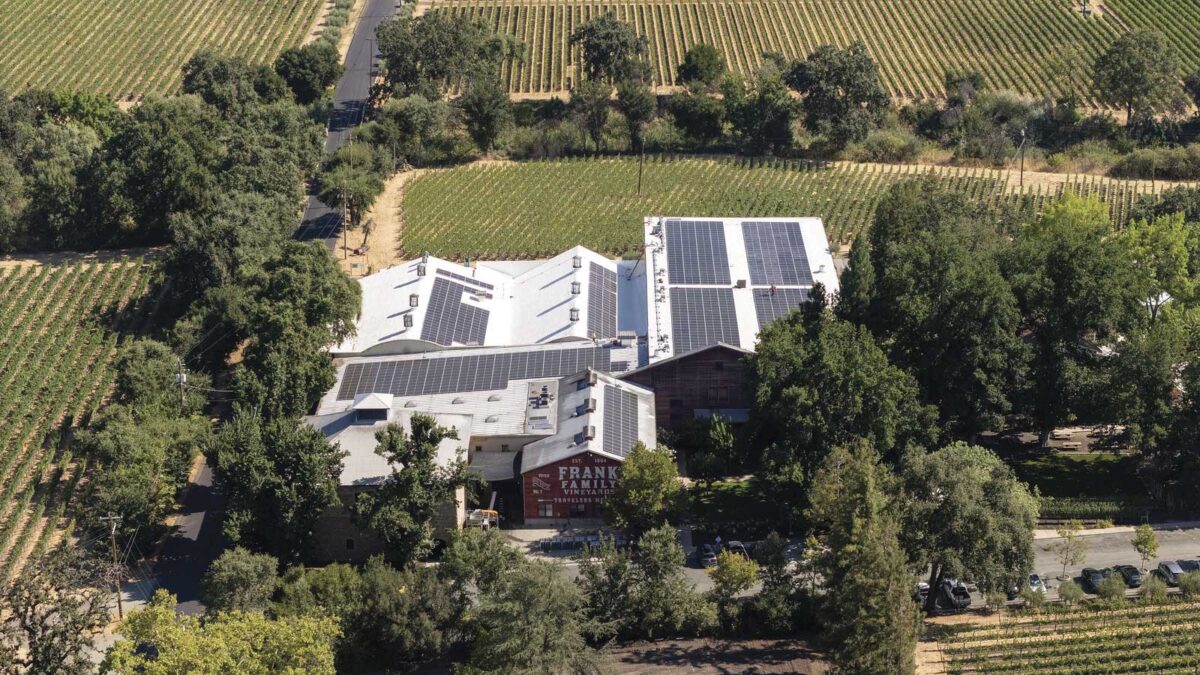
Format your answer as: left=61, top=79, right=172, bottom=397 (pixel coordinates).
left=304, top=410, right=470, bottom=486
left=334, top=247, right=622, bottom=356
left=352, top=392, right=393, bottom=410
left=643, top=216, right=839, bottom=361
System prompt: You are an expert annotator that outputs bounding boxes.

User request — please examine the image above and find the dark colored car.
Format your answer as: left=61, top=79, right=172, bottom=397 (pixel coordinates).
left=695, top=544, right=719, bottom=568
left=1177, top=559, right=1200, bottom=574
left=1114, top=564, right=1142, bottom=588
left=1157, top=561, right=1184, bottom=586
left=1081, top=568, right=1106, bottom=593
left=724, top=541, right=750, bottom=559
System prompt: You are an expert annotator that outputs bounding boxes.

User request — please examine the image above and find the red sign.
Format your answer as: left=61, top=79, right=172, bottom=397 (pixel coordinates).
left=523, top=452, right=622, bottom=519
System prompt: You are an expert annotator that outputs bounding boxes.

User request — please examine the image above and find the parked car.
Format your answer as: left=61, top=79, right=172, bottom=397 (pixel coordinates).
left=695, top=544, right=719, bottom=568
left=1156, top=561, right=1185, bottom=586
left=1081, top=568, right=1106, bottom=593
left=1177, top=559, right=1200, bottom=574
left=724, top=540, right=750, bottom=559
left=942, top=580, right=972, bottom=611
left=1114, top=564, right=1143, bottom=588
left=1008, top=573, right=1048, bottom=600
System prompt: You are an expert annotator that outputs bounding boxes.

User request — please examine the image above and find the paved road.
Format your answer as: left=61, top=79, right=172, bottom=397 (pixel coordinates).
left=296, top=0, right=398, bottom=245
left=1032, top=525, right=1200, bottom=591
left=149, top=461, right=225, bottom=616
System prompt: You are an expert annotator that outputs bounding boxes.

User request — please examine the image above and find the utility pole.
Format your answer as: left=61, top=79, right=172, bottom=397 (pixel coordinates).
left=175, top=358, right=187, bottom=415
left=98, top=515, right=123, bottom=619
left=1018, top=127, right=1027, bottom=190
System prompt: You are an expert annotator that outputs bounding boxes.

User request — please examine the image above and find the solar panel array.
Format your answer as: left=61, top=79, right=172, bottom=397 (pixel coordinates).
left=587, top=263, right=617, bottom=339
left=665, top=219, right=730, bottom=284
left=602, top=384, right=640, bottom=457
left=436, top=268, right=495, bottom=291
left=336, top=347, right=614, bottom=400
left=669, top=287, right=739, bottom=354
left=742, top=221, right=813, bottom=286
left=420, top=278, right=489, bottom=346
left=752, top=288, right=811, bottom=327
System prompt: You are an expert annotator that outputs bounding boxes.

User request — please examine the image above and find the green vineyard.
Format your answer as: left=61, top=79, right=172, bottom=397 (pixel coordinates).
left=399, top=156, right=1173, bottom=259
left=0, top=0, right=325, bottom=97
left=0, top=260, right=157, bottom=581
left=427, top=0, right=1200, bottom=103
left=942, top=601, right=1200, bottom=673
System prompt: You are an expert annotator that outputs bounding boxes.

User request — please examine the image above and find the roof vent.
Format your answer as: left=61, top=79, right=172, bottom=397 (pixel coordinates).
left=452, top=397, right=466, bottom=404
left=572, top=255, right=582, bottom=269
left=571, top=281, right=581, bottom=295
left=404, top=401, right=417, bottom=408
left=569, top=308, right=580, bottom=322
left=417, top=262, right=427, bottom=277
left=409, top=293, right=419, bottom=308
left=584, top=425, right=596, bottom=440
left=421, top=251, right=429, bottom=264
left=587, top=371, right=599, bottom=386
left=735, top=279, right=746, bottom=288
left=403, top=314, right=413, bottom=328
left=488, top=394, right=502, bottom=401
left=586, top=397, right=597, bottom=412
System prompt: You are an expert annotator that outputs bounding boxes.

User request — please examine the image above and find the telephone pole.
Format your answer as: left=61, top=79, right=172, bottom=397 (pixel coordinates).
left=98, top=515, right=124, bottom=619
left=175, top=358, right=187, bottom=415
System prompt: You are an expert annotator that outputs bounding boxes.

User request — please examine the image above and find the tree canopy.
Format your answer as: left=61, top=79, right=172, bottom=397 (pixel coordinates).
left=1093, top=29, right=1187, bottom=124
left=604, top=443, right=681, bottom=535
left=786, top=42, right=890, bottom=147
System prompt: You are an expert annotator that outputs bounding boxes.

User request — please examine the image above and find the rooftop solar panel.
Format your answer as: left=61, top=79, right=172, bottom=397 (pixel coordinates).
left=669, top=287, right=740, bottom=354
left=420, top=278, right=490, bottom=346
left=436, top=268, right=495, bottom=291
left=602, top=384, right=640, bottom=457
left=587, top=263, right=618, bottom=339
left=665, top=219, right=730, bottom=285
left=742, top=221, right=813, bottom=286
left=752, top=287, right=811, bottom=328
left=335, top=347, right=615, bottom=400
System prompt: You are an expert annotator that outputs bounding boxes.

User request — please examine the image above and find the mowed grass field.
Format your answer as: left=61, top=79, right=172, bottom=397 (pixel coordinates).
left=0, top=0, right=325, bottom=97
left=941, top=601, right=1200, bottom=673
left=427, top=0, right=1200, bottom=103
left=399, top=156, right=1168, bottom=259
left=0, top=260, right=158, bottom=581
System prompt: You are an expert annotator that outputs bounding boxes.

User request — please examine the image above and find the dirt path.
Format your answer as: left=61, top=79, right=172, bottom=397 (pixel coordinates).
left=338, top=169, right=422, bottom=276
left=0, top=247, right=161, bottom=269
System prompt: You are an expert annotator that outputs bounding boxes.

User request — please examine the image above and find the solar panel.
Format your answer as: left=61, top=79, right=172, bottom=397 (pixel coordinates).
left=587, top=263, right=617, bottom=339
left=752, top=288, right=810, bottom=328
left=742, top=221, right=813, bottom=285
left=420, top=278, right=490, bottom=346
left=602, top=384, right=640, bottom=457
left=665, top=219, right=730, bottom=285
left=335, top=347, right=615, bottom=400
left=436, top=268, right=495, bottom=291
left=670, top=287, right=740, bottom=354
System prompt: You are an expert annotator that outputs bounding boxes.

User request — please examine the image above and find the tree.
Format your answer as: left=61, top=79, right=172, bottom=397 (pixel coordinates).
left=1093, top=29, right=1187, bottom=126
left=470, top=560, right=598, bottom=674
left=114, top=339, right=210, bottom=416
left=202, top=547, right=280, bottom=614
left=615, top=78, right=656, bottom=150
left=677, top=44, right=726, bottom=88
left=1097, top=574, right=1128, bottom=603
left=834, top=232, right=874, bottom=326
left=1004, top=195, right=1142, bottom=441
left=1058, top=579, right=1084, bottom=606
left=1132, top=524, right=1159, bottom=571
left=351, top=415, right=468, bottom=565
left=571, top=79, right=612, bottom=152
left=751, top=531, right=801, bottom=634
left=902, top=443, right=1038, bottom=614
left=668, top=86, right=725, bottom=147
left=807, top=442, right=919, bottom=675
left=576, top=527, right=715, bottom=640
left=708, top=550, right=758, bottom=628
left=440, top=527, right=523, bottom=601
left=0, top=547, right=114, bottom=675
left=1119, top=213, right=1195, bottom=319
left=104, top=590, right=339, bottom=674
left=723, top=69, right=797, bottom=155
left=459, top=70, right=512, bottom=155
left=1107, top=318, right=1188, bottom=454
left=377, top=14, right=521, bottom=98
left=604, top=443, right=681, bottom=535
left=211, top=411, right=345, bottom=561
left=182, top=51, right=287, bottom=112
left=749, top=304, right=936, bottom=522
left=570, top=13, right=647, bottom=83
left=785, top=42, right=890, bottom=148
left=275, top=42, right=344, bottom=105
left=318, top=161, right=385, bottom=232
left=1050, top=520, right=1088, bottom=580
left=1140, top=575, right=1168, bottom=603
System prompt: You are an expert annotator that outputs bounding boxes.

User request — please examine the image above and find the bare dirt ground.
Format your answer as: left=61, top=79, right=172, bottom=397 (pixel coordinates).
left=0, top=247, right=161, bottom=269
left=338, top=169, right=419, bottom=276
left=602, top=638, right=830, bottom=674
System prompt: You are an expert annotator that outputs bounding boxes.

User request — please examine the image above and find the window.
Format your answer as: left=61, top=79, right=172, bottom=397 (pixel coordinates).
left=345, top=538, right=355, bottom=551
left=569, top=503, right=587, bottom=518
left=708, top=387, right=730, bottom=405
left=538, top=503, right=554, bottom=517
left=474, top=445, right=482, bottom=453
left=714, top=361, right=725, bottom=371
left=576, top=378, right=589, bottom=391
left=501, top=444, right=510, bottom=452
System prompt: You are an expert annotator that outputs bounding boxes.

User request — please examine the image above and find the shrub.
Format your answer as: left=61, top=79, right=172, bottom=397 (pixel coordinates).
left=1140, top=575, right=1168, bottom=603
left=1058, top=580, right=1084, bottom=607
left=1097, top=574, right=1127, bottom=602
left=1111, top=145, right=1200, bottom=180
left=1179, top=571, right=1200, bottom=598
left=1020, top=586, right=1046, bottom=610
left=855, top=128, right=922, bottom=163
